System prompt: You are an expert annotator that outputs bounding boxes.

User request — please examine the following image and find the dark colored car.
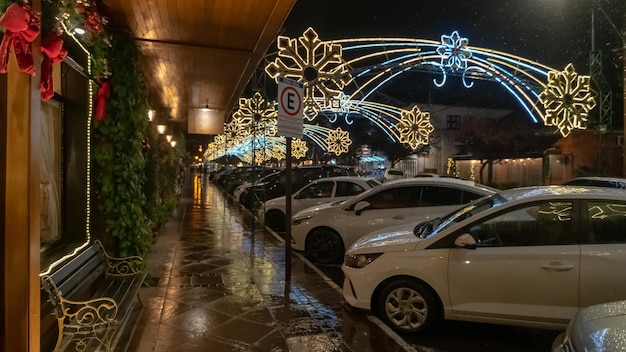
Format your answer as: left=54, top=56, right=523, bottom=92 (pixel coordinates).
left=222, top=167, right=280, bottom=194
left=562, top=176, right=626, bottom=189
left=244, top=165, right=356, bottom=209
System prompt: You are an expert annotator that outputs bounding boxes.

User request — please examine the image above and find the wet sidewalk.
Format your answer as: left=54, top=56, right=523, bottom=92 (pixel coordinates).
left=126, top=173, right=412, bottom=352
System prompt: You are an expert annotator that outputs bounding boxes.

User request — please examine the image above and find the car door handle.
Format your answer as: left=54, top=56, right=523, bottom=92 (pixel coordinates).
left=392, top=215, right=405, bottom=220
left=540, top=262, right=574, bottom=271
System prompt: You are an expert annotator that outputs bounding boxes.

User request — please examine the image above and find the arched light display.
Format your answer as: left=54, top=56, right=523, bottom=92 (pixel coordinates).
left=539, top=63, right=596, bottom=137
left=265, top=27, right=352, bottom=120
left=396, top=106, right=434, bottom=150
left=264, top=29, right=596, bottom=138
left=206, top=29, right=597, bottom=164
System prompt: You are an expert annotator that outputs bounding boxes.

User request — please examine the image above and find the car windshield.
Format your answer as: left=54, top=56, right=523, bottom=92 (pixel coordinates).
left=414, top=193, right=508, bottom=238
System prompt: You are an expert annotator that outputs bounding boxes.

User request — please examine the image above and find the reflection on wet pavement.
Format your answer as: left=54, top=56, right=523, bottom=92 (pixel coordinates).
left=127, top=173, right=410, bottom=352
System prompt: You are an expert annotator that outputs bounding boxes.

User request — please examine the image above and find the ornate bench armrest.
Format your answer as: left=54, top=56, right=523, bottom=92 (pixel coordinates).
left=94, top=240, right=146, bottom=277
left=59, top=296, right=119, bottom=329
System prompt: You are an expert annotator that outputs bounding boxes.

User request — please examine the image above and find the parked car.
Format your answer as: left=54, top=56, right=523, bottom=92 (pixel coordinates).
left=245, top=165, right=356, bottom=209
left=360, top=169, right=385, bottom=182
left=260, top=176, right=380, bottom=232
left=562, top=176, right=626, bottom=189
left=382, top=168, right=406, bottom=183
left=552, top=300, right=626, bottom=352
left=342, top=186, right=626, bottom=334
left=233, top=171, right=281, bottom=204
left=291, top=178, right=497, bottom=264
left=222, top=167, right=279, bottom=194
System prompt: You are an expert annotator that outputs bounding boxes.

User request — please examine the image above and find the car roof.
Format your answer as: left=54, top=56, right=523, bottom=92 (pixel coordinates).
left=382, top=177, right=491, bottom=188
left=564, top=176, right=626, bottom=183
left=308, top=176, right=372, bottom=182
left=499, top=185, right=626, bottom=202
left=345, top=177, right=496, bottom=205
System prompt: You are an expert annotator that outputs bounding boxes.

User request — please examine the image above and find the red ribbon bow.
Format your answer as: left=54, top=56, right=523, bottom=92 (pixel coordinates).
left=95, top=81, right=110, bottom=121
left=0, top=3, right=40, bottom=76
left=40, top=33, right=67, bottom=101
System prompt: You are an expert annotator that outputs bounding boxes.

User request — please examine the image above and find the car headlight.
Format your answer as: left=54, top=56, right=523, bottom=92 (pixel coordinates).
left=292, top=215, right=312, bottom=225
left=344, top=253, right=382, bottom=268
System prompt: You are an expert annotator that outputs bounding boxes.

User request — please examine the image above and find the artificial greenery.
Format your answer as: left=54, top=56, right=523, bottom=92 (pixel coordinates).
left=92, top=29, right=152, bottom=257
left=143, top=123, right=185, bottom=233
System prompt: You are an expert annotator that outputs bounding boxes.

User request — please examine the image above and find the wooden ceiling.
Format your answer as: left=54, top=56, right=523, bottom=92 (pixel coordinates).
left=102, top=0, right=297, bottom=132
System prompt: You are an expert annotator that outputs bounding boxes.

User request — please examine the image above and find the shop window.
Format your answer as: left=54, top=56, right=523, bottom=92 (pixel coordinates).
left=446, top=115, right=461, bottom=129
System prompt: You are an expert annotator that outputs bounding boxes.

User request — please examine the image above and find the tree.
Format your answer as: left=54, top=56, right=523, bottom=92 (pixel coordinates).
left=456, top=113, right=558, bottom=185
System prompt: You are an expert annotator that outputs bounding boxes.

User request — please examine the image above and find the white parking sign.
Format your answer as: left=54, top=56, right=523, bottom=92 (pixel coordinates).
left=277, top=77, right=304, bottom=138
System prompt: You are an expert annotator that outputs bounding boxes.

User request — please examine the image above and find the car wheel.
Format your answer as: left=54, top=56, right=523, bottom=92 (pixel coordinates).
left=376, top=279, right=441, bottom=334
left=265, top=210, right=285, bottom=232
left=305, top=229, right=344, bottom=264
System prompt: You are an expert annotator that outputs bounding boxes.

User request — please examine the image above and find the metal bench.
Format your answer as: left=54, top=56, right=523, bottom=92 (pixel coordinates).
left=40, top=240, right=146, bottom=352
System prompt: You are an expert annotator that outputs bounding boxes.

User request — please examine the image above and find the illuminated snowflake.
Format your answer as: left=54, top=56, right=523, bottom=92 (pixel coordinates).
left=396, top=106, right=434, bottom=150
left=436, top=31, right=471, bottom=71
left=224, top=117, right=247, bottom=145
left=252, top=118, right=278, bottom=138
left=271, top=145, right=285, bottom=161
left=213, top=135, right=227, bottom=152
left=232, top=91, right=277, bottom=126
left=326, top=127, right=352, bottom=156
left=254, top=149, right=268, bottom=164
left=265, top=27, right=353, bottom=120
left=291, top=139, right=308, bottom=159
left=539, top=63, right=596, bottom=137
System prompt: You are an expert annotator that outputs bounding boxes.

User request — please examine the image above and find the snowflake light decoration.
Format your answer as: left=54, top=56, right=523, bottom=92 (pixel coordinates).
left=539, top=63, right=596, bottom=137
left=326, top=127, right=352, bottom=156
left=224, top=117, right=247, bottom=145
left=265, top=27, right=353, bottom=120
left=436, top=31, right=471, bottom=71
left=291, top=139, right=308, bottom=159
left=271, top=145, right=285, bottom=161
left=396, top=106, right=435, bottom=150
left=232, top=91, right=277, bottom=126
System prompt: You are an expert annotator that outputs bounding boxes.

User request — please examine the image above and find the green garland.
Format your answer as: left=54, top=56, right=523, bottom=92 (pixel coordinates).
left=92, top=30, right=151, bottom=256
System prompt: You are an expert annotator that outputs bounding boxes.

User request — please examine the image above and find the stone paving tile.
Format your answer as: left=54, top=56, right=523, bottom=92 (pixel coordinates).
left=124, top=173, right=409, bottom=352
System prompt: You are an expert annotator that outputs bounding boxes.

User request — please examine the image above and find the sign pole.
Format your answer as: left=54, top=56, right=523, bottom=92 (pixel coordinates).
left=276, top=76, right=303, bottom=284
left=285, top=138, right=292, bottom=282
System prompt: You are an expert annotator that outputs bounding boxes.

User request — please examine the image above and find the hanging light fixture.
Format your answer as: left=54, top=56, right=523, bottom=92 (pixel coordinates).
left=156, top=124, right=166, bottom=134
left=147, top=109, right=156, bottom=122
left=166, top=135, right=173, bottom=142
left=170, top=140, right=177, bottom=147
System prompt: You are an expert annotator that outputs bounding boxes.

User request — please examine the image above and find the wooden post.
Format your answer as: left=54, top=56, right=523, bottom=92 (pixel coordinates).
left=2, top=0, right=42, bottom=350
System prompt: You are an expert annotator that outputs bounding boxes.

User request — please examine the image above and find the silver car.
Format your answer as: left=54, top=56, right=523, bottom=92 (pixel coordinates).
left=552, top=300, right=626, bottom=352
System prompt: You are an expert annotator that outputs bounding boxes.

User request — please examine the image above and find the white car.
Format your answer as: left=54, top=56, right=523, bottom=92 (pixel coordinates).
left=260, top=176, right=380, bottom=232
left=342, top=186, right=626, bottom=334
left=291, top=178, right=497, bottom=264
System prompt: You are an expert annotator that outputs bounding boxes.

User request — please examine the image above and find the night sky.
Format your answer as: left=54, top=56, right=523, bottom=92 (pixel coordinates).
left=278, top=0, right=624, bottom=122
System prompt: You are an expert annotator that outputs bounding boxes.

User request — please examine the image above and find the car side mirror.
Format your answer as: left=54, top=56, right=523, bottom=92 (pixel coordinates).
left=354, top=201, right=371, bottom=215
left=454, top=233, right=477, bottom=249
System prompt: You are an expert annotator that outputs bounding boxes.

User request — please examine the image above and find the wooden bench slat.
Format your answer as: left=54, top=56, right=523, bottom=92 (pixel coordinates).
left=49, top=246, right=101, bottom=283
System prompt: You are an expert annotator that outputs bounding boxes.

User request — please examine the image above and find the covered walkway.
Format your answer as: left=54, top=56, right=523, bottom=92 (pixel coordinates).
left=126, top=172, right=411, bottom=351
